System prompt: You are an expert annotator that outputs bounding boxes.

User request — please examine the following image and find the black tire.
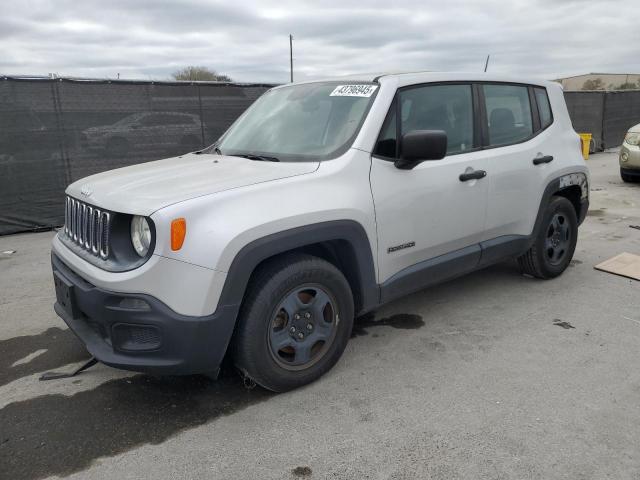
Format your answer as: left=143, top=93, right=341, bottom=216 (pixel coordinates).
left=232, top=253, right=354, bottom=392
left=518, top=196, right=578, bottom=279
left=621, top=168, right=639, bottom=183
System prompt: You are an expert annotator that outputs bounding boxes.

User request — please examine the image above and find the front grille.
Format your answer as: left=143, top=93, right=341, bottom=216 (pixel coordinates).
left=64, top=196, right=111, bottom=259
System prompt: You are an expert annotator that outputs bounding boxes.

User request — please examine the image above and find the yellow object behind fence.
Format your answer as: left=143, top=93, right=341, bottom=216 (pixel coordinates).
left=579, top=133, right=592, bottom=160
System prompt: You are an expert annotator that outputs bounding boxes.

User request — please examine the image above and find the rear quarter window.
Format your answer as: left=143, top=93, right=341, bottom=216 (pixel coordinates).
left=534, top=88, right=553, bottom=129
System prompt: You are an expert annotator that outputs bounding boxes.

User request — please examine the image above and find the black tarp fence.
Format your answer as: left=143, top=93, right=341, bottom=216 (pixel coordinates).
left=1, top=79, right=640, bottom=236
left=564, top=90, right=640, bottom=151
left=0, top=77, right=273, bottom=235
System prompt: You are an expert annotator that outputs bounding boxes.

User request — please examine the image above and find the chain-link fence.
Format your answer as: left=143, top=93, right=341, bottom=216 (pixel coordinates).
left=0, top=77, right=273, bottom=235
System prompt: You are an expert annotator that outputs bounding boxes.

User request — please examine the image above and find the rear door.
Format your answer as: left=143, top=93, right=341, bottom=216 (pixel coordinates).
left=479, top=83, right=555, bottom=240
left=370, top=83, right=489, bottom=284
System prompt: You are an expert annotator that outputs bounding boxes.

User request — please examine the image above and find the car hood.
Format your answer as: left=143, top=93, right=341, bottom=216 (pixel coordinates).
left=66, top=153, right=319, bottom=216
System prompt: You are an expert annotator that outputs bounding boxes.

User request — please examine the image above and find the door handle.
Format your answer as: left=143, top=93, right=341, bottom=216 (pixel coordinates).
left=459, top=169, right=487, bottom=182
left=533, top=155, right=554, bottom=165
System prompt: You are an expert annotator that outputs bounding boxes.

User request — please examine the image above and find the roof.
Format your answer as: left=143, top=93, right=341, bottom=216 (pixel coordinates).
left=280, top=71, right=557, bottom=89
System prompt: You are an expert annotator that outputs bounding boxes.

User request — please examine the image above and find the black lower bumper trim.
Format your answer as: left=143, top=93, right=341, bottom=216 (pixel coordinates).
left=51, top=253, right=239, bottom=375
left=621, top=167, right=640, bottom=178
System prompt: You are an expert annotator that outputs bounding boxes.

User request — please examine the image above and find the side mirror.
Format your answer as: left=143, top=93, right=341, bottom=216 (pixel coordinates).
left=395, top=130, right=447, bottom=170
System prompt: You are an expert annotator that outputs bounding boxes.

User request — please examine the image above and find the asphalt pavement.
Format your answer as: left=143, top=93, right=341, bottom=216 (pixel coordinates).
left=1, top=151, right=639, bottom=480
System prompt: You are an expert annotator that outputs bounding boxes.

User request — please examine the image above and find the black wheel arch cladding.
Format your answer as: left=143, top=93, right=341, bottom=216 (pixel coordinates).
left=529, top=172, right=588, bottom=249
left=217, top=220, right=379, bottom=316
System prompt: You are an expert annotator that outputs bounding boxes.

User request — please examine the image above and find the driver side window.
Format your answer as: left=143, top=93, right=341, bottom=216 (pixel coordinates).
left=374, top=84, right=475, bottom=158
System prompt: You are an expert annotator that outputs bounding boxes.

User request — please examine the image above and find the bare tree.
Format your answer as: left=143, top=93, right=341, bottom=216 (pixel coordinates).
left=172, top=66, right=232, bottom=82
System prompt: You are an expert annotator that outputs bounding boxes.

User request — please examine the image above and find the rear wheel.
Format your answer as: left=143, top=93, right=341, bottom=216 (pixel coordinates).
left=232, top=253, right=354, bottom=392
left=518, top=196, right=578, bottom=279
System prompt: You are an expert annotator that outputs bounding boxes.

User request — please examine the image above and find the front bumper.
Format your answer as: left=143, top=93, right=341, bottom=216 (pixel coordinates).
left=621, top=167, right=640, bottom=179
left=52, top=233, right=225, bottom=317
left=52, top=253, right=239, bottom=375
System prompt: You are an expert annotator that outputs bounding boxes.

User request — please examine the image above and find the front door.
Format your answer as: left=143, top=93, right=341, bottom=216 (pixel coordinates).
left=369, top=83, right=489, bottom=286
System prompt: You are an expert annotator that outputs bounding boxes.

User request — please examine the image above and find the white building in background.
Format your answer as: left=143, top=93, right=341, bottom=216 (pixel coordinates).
left=556, top=73, right=640, bottom=91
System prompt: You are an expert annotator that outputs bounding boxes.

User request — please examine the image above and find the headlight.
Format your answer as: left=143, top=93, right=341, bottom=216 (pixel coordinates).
left=624, top=132, right=640, bottom=146
left=130, top=216, right=152, bottom=257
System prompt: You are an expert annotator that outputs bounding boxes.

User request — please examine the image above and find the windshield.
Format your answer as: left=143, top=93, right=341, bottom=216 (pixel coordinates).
left=213, top=82, right=378, bottom=161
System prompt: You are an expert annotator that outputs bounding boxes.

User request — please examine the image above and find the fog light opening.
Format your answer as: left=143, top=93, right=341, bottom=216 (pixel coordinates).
left=118, top=298, right=151, bottom=310
left=112, top=323, right=161, bottom=352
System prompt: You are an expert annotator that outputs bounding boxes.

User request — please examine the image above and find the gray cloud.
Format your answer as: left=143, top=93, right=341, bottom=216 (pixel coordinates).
left=0, top=0, right=638, bottom=83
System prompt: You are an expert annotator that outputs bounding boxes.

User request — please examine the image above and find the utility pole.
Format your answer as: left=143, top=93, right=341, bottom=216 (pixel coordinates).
left=289, top=34, right=294, bottom=83
left=484, top=55, right=490, bottom=72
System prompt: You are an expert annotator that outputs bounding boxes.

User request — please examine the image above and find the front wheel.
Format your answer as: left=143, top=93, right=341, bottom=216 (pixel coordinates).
left=518, top=196, right=578, bottom=279
left=232, top=253, right=354, bottom=392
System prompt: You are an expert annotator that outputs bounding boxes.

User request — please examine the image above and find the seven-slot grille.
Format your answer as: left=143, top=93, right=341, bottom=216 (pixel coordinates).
left=64, top=196, right=111, bottom=259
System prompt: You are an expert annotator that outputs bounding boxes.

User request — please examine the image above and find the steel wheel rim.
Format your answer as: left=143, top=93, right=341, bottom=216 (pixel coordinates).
left=267, top=284, right=339, bottom=371
left=544, top=212, right=571, bottom=266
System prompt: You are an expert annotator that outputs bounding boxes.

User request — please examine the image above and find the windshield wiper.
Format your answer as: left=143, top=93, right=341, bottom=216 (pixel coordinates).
left=194, top=144, right=222, bottom=155
left=235, top=153, right=280, bottom=162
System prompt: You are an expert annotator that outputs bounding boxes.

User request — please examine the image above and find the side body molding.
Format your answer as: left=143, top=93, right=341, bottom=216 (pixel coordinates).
left=216, top=220, right=380, bottom=315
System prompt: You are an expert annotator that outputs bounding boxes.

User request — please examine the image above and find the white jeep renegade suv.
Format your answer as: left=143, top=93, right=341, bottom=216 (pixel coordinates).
left=52, top=72, right=589, bottom=391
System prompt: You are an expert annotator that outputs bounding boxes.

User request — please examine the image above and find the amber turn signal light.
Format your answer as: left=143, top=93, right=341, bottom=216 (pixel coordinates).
left=171, top=218, right=186, bottom=251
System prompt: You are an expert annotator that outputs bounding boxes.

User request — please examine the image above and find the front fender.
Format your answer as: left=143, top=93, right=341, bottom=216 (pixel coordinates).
left=214, top=220, right=379, bottom=312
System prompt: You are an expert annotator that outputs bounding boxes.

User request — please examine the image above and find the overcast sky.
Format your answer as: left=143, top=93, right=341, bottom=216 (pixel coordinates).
left=1, top=0, right=639, bottom=83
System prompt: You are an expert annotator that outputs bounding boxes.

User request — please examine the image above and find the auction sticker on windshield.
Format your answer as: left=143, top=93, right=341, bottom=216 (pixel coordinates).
left=330, top=85, right=378, bottom=97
